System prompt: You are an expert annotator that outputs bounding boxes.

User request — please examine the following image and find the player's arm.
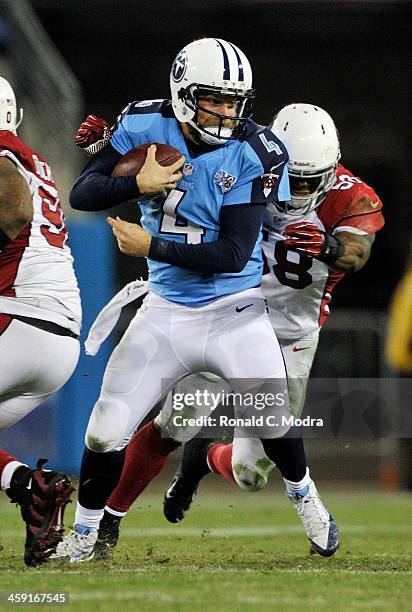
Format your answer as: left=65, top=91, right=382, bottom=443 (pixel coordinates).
left=329, top=231, right=374, bottom=274
left=284, top=222, right=375, bottom=274
left=0, top=157, right=33, bottom=250
left=107, top=203, right=265, bottom=274
left=71, top=108, right=184, bottom=211
left=70, top=143, right=184, bottom=212
left=70, top=143, right=140, bottom=211
left=71, top=113, right=137, bottom=211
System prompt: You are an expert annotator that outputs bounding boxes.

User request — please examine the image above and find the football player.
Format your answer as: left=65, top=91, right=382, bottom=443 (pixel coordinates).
left=53, top=39, right=338, bottom=563
left=158, top=102, right=384, bottom=524
left=70, top=103, right=383, bottom=560
left=0, top=76, right=81, bottom=565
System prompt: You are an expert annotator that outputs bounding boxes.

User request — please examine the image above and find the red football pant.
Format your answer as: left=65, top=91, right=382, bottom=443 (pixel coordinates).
left=207, top=443, right=236, bottom=484
left=107, top=420, right=179, bottom=514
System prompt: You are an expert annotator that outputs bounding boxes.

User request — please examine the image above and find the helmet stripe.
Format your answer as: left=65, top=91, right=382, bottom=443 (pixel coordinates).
left=227, top=42, right=244, bottom=81
left=215, top=39, right=231, bottom=81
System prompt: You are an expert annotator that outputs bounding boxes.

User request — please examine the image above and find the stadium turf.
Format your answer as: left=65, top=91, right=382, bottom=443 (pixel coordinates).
left=0, top=474, right=411, bottom=611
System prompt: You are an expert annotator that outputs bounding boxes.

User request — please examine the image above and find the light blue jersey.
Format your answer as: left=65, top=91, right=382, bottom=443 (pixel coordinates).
left=111, top=99, right=290, bottom=306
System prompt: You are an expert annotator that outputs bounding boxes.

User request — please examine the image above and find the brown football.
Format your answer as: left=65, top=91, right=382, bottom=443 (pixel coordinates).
left=111, top=142, right=183, bottom=177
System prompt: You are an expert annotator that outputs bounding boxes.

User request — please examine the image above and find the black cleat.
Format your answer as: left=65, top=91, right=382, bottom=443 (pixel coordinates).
left=163, top=438, right=212, bottom=524
left=7, top=459, right=74, bottom=567
left=94, top=510, right=122, bottom=561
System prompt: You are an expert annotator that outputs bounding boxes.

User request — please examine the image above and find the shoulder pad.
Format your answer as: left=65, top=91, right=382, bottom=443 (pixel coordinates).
left=344, top=193, right=383, bottom=216
left=0, top=130, right=45, bottom=178
left=319, top=180, right=384, bottom=234
left=0, top=130, right=24, bottom=154
left=242, top=121, right=288, bottom=172
left=116, top=99, right=173, bottom=120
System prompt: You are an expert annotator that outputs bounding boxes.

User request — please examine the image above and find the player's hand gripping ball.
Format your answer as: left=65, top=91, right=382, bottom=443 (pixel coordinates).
left=112, top=143, right=185, bottom=198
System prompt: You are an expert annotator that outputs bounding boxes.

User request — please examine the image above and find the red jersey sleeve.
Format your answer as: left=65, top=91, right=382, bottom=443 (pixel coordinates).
left=318, top=165, right=384, bottom=235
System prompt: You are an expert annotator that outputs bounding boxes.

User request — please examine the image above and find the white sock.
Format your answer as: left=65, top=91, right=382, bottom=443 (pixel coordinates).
left=74, top=502, right=104, bottom=531
left=1, top=461, right=26, bottom=491
left=105, top=506, right=127, bottom=518
left=284, top=467, right=312, bottom=494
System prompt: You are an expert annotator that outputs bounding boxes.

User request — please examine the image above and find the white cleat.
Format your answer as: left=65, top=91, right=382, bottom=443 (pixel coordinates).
left=49, top=526, right=97, bottom=563
left=287, top=480, right=339, bottom=557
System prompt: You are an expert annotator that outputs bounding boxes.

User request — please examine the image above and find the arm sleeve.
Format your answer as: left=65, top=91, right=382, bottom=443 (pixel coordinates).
left=69, top=143, right=140, bottom=211
left=149, top=203, right=265, bottom=274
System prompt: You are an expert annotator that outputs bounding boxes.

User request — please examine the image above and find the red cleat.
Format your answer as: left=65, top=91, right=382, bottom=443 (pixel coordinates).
left=7, top=459, right=74, bottom=567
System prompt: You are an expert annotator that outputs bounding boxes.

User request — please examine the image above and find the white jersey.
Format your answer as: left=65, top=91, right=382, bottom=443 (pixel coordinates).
left=0, top=131, right=81, bottom=335
left=261, top=164, right=384, bottom=340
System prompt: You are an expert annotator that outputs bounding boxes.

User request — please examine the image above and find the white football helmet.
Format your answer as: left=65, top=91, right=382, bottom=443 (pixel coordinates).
left=170, top=38, right=254, bottom=146
left=270, top=103, right=340, bottom=216
left=0, top=76, right=23, bottom=134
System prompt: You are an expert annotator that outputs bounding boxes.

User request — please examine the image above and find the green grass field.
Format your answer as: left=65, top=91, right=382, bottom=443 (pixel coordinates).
left=0, top=474, right=411, bottom=611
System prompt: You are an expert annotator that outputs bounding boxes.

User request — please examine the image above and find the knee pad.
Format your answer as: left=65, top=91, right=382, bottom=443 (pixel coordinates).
left=85, top=398, right=130, bottom=453
left=156, top=401, right=204, bottom=444
left=232, top=456, right=275, bottom=492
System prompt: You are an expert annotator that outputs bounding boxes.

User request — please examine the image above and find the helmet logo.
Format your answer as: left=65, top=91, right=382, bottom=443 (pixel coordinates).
left=171, top=50, right=187, bottom=83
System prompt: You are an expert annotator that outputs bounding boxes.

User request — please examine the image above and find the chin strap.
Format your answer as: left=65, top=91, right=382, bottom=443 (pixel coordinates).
left=15, top=108, right=23, bottom=130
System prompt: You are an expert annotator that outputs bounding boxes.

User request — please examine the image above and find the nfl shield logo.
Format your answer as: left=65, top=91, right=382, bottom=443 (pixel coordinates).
left=183, top=162, right=193, bottom=176
left=215, top=169, right=237, bottom=194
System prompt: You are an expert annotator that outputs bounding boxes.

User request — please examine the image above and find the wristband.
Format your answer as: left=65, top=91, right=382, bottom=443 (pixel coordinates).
left=319, top=233, right=345, bottom=264
left=148, top=236, right=169, bottom=261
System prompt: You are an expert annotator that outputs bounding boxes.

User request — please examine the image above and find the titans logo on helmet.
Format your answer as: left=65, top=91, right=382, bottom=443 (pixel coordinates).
left=172, top=50, right=188, bottom=83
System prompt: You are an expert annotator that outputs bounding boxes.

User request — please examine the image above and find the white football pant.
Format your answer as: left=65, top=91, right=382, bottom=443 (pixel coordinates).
left=158, top=328, right=320, bottom=490
left=0, top=319, right=80, bottom=431
left=85, top=288, right=289, bottom=453
left=232, top=329, right=320, bottom=490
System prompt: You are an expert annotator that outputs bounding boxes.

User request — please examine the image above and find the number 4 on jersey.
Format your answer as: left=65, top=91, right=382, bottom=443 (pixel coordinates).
left=159, top=189, right=204, bottom=244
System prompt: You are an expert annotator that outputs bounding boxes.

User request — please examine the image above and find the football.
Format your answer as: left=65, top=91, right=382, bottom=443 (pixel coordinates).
left=111, top=142, right=183, bottom=177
